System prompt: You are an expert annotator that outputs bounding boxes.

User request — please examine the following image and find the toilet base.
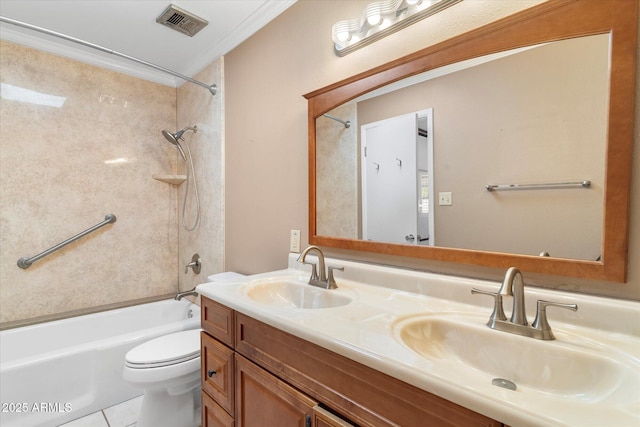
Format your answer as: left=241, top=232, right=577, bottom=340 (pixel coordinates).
left=137, top=386, right=200, bottom=427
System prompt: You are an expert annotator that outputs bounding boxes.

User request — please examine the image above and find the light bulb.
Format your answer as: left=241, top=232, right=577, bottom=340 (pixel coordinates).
left=336, top=31, right=351, bottom=42
left=367, top=14, right=382, bottom=26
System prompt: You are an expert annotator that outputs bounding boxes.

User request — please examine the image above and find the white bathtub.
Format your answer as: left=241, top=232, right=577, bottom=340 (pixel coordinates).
left=0, top=299, right=201, bottom=427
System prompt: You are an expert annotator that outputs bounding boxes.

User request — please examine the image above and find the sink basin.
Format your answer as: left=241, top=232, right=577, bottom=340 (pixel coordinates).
left=244, top=279, right=353, bottom=309
left=394, top=313, right=639, bottom=402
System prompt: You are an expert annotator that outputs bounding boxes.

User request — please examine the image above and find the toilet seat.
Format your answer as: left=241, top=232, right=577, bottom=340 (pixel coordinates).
left=125, top=329, right=201, bottom=369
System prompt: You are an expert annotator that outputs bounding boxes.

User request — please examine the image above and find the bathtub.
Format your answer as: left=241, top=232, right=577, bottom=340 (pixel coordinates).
left=0, top=298, right=201, bottom=427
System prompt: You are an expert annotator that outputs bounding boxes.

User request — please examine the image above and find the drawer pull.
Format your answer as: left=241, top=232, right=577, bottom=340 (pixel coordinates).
left=207, top=369, right=217, bottom=377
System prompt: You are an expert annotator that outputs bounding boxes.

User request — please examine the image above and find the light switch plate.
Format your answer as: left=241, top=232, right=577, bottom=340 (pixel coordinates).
left=439, top=192, right=452, bottom=206
left=290, top=229, right=301, bottom=253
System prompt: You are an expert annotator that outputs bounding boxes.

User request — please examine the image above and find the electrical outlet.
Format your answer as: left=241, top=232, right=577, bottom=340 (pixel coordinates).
left=439, top=192, right=452, bottom=206
left=290, top=229, right=301, bottom=253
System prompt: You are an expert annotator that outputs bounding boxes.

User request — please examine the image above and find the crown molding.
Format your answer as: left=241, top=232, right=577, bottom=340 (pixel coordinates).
left=184, top=0, right=297, bottom=79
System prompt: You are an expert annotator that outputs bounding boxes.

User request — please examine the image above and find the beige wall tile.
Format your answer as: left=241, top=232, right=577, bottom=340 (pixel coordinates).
left=0, top=41, right=178, bottom=324
left=176, top=58, right=225, bottom=292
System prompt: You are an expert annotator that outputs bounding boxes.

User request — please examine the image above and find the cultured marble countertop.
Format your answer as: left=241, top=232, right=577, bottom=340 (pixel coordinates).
left=197, top=254, right=640, bottom=427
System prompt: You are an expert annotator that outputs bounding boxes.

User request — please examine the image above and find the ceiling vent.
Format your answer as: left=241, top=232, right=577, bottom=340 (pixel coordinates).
left=156, top=4, right=208, bottom=37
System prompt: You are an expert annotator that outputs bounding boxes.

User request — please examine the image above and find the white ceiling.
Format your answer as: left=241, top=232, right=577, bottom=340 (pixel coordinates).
left=0, top=0, right=296, bottom=87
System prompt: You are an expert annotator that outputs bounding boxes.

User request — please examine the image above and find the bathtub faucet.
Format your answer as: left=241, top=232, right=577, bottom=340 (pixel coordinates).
left=175, top=287, right=198, bottom=301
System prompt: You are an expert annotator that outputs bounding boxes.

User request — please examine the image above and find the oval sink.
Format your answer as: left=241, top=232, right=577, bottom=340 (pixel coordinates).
left=245, top=279, right=353, bottom=309
left=394, top=313, right=639, bottom=403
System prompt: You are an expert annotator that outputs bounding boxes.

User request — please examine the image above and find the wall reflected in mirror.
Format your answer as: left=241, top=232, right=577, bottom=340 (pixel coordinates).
left=316, top=34, right=609, bottom=261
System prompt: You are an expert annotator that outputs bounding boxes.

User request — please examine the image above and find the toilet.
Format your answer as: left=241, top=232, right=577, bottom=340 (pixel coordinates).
left=123, top=329, right=202, bottom=427
left=123, top=272, right=245, bottom=427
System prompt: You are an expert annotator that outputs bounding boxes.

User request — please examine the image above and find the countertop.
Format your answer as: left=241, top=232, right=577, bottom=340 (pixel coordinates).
left=197, top=254, right=640, bottom=427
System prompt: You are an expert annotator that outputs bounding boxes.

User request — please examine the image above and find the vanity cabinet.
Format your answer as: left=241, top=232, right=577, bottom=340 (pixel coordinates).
left=201, top=296, right=502, bottom=427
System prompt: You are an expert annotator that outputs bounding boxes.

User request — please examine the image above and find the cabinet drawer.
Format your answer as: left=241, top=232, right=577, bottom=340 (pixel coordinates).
left=202, top=391, right=234, bottom=427
left=201, top=296, right=234, bottom=347
left=202, top=332, right=235, bottom=415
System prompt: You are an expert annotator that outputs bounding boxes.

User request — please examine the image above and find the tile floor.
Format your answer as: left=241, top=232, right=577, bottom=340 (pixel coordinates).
left=58, top=395, right=143, bottom=427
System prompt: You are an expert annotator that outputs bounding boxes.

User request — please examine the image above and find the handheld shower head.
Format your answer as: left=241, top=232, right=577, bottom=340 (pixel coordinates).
left=161, top=126, right=197, bottom=161
left=162, top=130, right=186, bottom=160
left=160, top=125, right=201, bottom=231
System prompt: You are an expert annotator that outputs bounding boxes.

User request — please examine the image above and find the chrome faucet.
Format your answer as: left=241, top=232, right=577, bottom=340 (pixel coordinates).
left=472, top=267, right=578, bottom=340
left=297, top=245, right=343, bottom=289
left=175, top=287, right=198, bottom=300
left=498, top=267, right=527, bottom=325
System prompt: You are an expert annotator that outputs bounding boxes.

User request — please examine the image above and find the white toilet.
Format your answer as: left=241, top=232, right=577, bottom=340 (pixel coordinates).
left=123, top=272, right=245, bottom=427
left=123, top=328, right=202, bottom=427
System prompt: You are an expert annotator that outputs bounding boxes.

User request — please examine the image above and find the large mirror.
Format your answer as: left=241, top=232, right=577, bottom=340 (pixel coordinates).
left=305, top=0, right=637, bottom=282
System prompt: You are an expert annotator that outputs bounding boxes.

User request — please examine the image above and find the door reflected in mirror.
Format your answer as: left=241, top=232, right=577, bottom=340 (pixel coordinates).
left=360, top=109, right=434, bottom=246
left=315, top=34, right=609, bottom=261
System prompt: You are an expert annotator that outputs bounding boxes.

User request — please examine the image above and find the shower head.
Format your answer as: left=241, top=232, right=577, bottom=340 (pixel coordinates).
left=162, top=130, right=187, bottom=160
left=161, top=126, right=197, bottom=160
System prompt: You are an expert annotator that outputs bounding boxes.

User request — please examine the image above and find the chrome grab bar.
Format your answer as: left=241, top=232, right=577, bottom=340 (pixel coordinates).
left=17, top=214, right=116, bottom=269
left=486, top=180, right=591, bottom=192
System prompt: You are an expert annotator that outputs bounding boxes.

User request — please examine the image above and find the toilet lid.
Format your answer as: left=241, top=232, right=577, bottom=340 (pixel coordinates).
left=125, top=329, right=201, bottom=368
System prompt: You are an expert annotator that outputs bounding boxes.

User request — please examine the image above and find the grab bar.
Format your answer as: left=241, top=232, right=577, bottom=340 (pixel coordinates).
left=17, top=214, right=117, bottom=269
left=486, top=180, right=591, bottom=192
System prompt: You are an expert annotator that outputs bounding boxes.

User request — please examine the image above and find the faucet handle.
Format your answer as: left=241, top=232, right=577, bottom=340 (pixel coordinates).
left=327, top=265, right=344, bottom=290
left=301, top=260, right=319, bottom=281
left=471, top=288, right=507, bottom=326
left=184, top=254, right=201, bottom=274
left=532, top=300, right=578, bottom=340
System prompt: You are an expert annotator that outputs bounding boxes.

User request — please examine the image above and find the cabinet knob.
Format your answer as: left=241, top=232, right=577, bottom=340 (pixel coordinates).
left=207, top=369, right=217, bottom=378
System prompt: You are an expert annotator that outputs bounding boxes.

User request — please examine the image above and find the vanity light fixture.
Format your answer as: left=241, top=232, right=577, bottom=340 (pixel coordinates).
left=332, top=0, right=462, bottom=56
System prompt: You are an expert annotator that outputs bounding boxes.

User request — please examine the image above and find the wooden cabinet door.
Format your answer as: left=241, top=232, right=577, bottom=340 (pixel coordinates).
left=235, top=354, right=316, bottom=427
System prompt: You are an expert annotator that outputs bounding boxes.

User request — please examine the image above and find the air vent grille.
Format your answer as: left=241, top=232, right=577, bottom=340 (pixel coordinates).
left=167, top=13, right=184, bottom=26
left=156, top=4, right=208, bottom=37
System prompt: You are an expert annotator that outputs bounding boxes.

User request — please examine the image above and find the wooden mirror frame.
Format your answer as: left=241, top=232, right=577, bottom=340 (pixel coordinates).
left=305, top=0, right=637, bottom=283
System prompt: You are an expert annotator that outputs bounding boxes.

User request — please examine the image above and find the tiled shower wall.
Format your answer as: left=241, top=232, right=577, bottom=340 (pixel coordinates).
left=176, top=58, right=225, bottom=292
left=316, top=103, right=358, bottom=239
left=0, top=40, right=179, bottom=325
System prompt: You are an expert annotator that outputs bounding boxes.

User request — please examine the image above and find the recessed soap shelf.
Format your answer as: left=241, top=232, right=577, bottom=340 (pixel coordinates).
left=152, top=174, right=186, bottom=185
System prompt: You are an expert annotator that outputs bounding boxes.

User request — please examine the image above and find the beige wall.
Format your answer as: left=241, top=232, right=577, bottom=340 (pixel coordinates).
left=0, top=41, right=178, bottom=325
left=177, top=58, right=225, bottom=293
left=225, top=1, right=640, bottom=300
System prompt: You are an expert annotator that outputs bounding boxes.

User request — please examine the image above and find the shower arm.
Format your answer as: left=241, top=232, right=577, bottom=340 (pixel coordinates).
left=178, top=126, right=198, bottom=138
left=0, top=16, right=217, bottom=96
